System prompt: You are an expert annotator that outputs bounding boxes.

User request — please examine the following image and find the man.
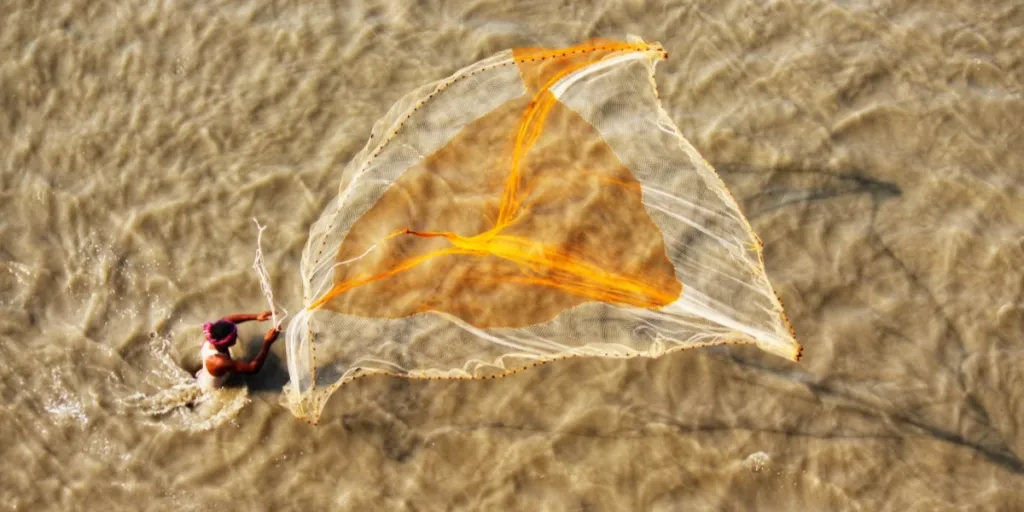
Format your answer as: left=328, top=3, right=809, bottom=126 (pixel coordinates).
left=196, top=311, right=281, bottom=392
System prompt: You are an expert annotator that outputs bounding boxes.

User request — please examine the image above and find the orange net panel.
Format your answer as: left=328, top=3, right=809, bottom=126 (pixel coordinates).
left=284, top=38, right=800, bottom=423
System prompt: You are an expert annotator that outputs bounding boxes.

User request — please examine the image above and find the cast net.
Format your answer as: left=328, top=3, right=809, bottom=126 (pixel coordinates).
left=283, top=38, right=801, bottom=423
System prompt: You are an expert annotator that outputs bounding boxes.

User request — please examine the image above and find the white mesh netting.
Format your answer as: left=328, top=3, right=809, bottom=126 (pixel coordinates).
left=283, top=38, right=800, bottom=423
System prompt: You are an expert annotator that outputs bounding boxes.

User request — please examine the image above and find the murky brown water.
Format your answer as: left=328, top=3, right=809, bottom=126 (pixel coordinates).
left=2, top=0, right=1023, bottom=510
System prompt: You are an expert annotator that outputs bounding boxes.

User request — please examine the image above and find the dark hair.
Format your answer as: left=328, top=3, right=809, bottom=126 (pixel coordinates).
left=210, top=320, right=235, bottom=340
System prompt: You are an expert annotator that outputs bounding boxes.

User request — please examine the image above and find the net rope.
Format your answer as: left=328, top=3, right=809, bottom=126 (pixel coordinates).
left=252, top=218, right=287, bottom=330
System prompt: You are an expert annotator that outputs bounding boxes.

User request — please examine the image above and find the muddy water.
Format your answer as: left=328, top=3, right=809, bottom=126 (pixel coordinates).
left=2, top=0, right=1023, bottom=510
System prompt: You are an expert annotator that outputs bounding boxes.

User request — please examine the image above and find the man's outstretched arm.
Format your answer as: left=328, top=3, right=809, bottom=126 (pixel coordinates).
left=221, top=311, right=273, bottom=324
left=206, top=327, right=281, bottom=376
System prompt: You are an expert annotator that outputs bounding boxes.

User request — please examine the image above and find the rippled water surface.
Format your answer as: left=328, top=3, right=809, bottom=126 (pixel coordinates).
left=2, top=0, right=1023, bottom=510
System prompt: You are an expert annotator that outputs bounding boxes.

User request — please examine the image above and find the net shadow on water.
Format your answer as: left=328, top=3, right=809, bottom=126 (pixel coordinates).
left=713, top=161, right=1024, bottom=475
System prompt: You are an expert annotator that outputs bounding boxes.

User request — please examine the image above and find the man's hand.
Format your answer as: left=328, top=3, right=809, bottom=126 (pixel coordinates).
left=256, top=311, right=273, bottom=321
left=264, top=326, right=282, bottom=344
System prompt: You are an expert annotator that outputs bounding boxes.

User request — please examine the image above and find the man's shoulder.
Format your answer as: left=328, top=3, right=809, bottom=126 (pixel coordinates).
left=204, top=353, right=235, bottom=375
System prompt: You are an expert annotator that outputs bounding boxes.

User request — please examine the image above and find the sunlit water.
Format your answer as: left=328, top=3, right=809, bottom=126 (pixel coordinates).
left=2, top=0, right=1022, bottom=509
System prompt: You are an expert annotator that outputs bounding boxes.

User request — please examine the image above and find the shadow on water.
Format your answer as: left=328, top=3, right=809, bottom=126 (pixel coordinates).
left=714, top=162, right=903, bottom=219
left=221, top=336, right=290, bottom=393
left=705, top=162, right=1024, bottom=474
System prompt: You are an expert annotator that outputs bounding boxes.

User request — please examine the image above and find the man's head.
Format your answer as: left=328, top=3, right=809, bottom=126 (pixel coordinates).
left=203, top=320, right=238, bottom=350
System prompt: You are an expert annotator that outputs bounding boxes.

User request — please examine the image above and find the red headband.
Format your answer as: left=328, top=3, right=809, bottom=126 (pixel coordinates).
left=203, top=321, right=237, bottom=349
